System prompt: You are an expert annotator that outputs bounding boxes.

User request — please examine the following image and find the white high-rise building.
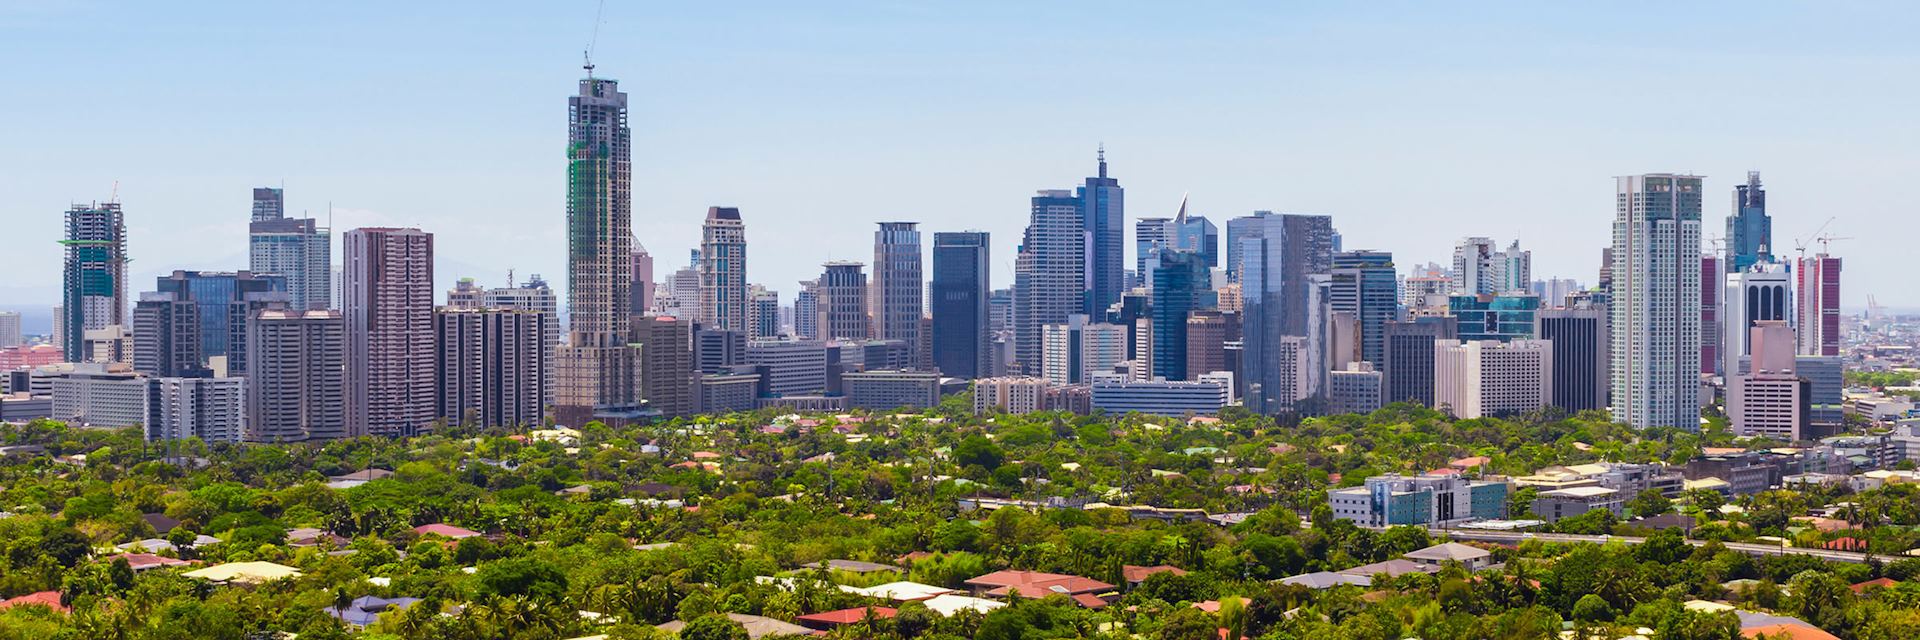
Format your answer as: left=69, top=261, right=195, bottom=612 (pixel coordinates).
left=1450, top=237, right=1496, bottom=295
left=1610, top=174, right=1704, bottom=430
left=147, top=376, right=245, bottom=443
left=1722, top=263, right=1792, bottom=378
left=1434, top=339, right=1553, bottom=419
left=1013, top=190, right=1086, bottom=375
left=1041, top=314, right=1128, bottom=385
left=248, top=188, right=333, bottom=311
left=0, top=311, right=20, bottom=348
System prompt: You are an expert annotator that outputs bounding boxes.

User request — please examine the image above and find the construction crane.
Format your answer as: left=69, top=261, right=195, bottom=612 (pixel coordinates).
left=1813, top=234, right=1852, bottom=255
left=1792, top=216, right=1836, bottom=258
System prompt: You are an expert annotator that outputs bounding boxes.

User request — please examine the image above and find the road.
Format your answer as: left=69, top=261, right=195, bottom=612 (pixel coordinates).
left=1406, top=526, right=1874, bottom=564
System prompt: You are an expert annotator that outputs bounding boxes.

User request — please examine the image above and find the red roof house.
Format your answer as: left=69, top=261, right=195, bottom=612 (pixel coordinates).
left=413, top=523, right=482, bottom=540
left=0, top=591, right=67, bottom=614
left=795, top=606, right=896, bottom=629
left=964, top=570, right=1115, bottom=607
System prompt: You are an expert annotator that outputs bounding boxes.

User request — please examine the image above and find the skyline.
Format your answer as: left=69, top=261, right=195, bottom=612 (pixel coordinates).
left=6, top=2, right=1917, bottom=328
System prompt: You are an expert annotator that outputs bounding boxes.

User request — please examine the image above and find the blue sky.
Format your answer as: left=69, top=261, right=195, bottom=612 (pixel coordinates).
left=4, top=1, right=1916, bottom=330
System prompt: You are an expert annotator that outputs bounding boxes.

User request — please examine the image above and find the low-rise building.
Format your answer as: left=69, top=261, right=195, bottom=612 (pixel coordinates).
left=1530, top=486, right=1623, bottom=522
left=1329, top=473, right=1508, bottom=527
left=842, top=369, right=941, bottom=410
left=49, top=363, right=147, bottom=428
left=972, top=376, right=1051, bottom=414
left=1089, top=379, right=1227, bottom=417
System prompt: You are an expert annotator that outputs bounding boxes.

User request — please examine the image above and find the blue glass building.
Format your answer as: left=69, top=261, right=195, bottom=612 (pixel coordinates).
left=1150, top=249, right=1208, bottom=381
left=1450, top=294, right=1539, bottom=342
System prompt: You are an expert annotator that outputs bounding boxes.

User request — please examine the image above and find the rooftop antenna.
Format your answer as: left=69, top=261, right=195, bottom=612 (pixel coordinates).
left=1097, top=143, right=1107, bottom=178
left=584, top=0, right=605, bottom=77
left=109, top=180, right=119, bottom=205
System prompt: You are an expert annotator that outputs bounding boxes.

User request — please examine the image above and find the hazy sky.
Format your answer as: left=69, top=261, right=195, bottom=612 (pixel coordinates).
left=5, top=1, right=1917, bottom=330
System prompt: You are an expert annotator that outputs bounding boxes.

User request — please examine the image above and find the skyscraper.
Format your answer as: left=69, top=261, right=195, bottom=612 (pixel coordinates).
left=1536, top=307, right=1608, bottom=412
left=556, top=69, right=641, bottom=426
left=1238, top=213, right=1334, bottom=414
left=931, top=231, right=990, bottom=379
left=633, top=316, right=693, bottom=417
left=630, top=243, right=654, bottom=315
left=1167, top=198, right=1221, bottom=268
left=1726, top=171, right=1772, bottom=274
left=1451, top=237, right=1496, bottom=296
left=246, top=309, right=347, bottom=443
left=699, top=207, right=748, bottom=332
left=1610, top=174, right=1704, bottom=430
left=1149, top=249, right=1208, bottom=381
left=1223, top=210, right=1274, bottom=284
left=250, top=187, right=282, bottom=221
left=1134, top=217, right=1171, bottom=284
left=818, top=261, right=870, bottom=341
left=1722, top=263, right=1792, bottom=378
left=1013, top=190, right=1087, bottom=374
left=0, top=312, right=20, bottom=348
left=1796, top=254, right=1841, bottom=357
left=793, top=280, right=820, bottom=340
left=1080, top=149, right=1124, bottom=316
left=248, top=188, right=332, bottom=311
left=1383, top=316, right=1457, bottom=406
left=152, top=270, right=288, bottom=374
left=1330, top=250, right=1397, bottom=366
left=131, top=292, right=203, bottom=378
left=435, top=308, right=551, bottom=429
left=748, top=286, right=781, bottom=339
left=343, top=227, right=436, bottom=437
left=1701, top=255, right=1721, bottom=375
left=62, top=202, right=127, bottom=362
left=871, top=222, right=924, bottom=367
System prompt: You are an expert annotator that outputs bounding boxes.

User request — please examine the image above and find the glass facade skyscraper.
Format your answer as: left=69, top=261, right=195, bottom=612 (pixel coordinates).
left=1330, top=250, right=1397, bottom=366
left=1726, top=171, right=1772, bottom=274
left=1149, top=249, right=1208, bottom=381
left=1079, top=150, right=1124, bottom=317
left=931, top=231, right=990, bottom=379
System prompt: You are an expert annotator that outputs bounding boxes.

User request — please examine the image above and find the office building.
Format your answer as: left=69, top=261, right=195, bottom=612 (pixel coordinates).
left=1149, top=250, right=1208, bottom=381
left=1434, top=339, right=1553, bottom=419
left=1222, top=210, right=1273, bottom=283
left=1134, top=217, right=1170, bottom=284
left=1330, top=250, right=1397, bottom=366
left=447, top=279, right=485, bottom=309
left=435, top=308, right=551, bottom=429
left=49, top=363, right=146, bottom=428
left=248, top=189, right=332, bottom=311
left=1329, top=474, right=1508, bottom=527
left=1185, top=311, right=1238, bottom=383
left=0, top=312, right=21, bottom=349
left=343, top=227, right=436, bottom=437
left=1532, top=278, right=1583, bottom=309
left=1796, top=355, right=1845, bottom=430
left=83, top=326, right=131, bottom=365
left=1726, top=171, right=1773, bottom=274
left=150, top=270, right=288, bottom=375
left=931, top=231, right=991, bottom=378
left=632, top=316, right=693, bottom=418
left=1700, top=255, right=1720, bottom=375
left=694, top=327, right=747, bottom=373
left=62, top=202, right=128, bottom=362
left=1042, top=314, right=1128, bottom=385
left=146, top=376, right=244, bottom=443
left=1729, top=321, right=1807, bottom=441
left=1722, top=263, right=1792, bottom=378
left=1610, top=174, right=1704, bottom=430
left=1013, top=189, right=1087, bottom=374
left=988, top=287, right=1013, bottom=336
left=748, top=286, right=780, bottom=339
left=1531, top=487, right=1625, bottom=523
left=843, top=369, right=941, bottom=410
left=1080, top=149, right=1125, bottom=315
left=246, top=310, right=347, bottom=442
left=555, top=70, right=642, bottom=426
left=630, top=244, right=654, bottom=315
left=695, top=370, right=761, bottom=414
left=1536, top=307, right=1608, bottom=412
left=1237, top=213, right=1334, bottom=414
left=131, top=292, right=204, bottom=378
left=698, top=207, right=748, bottom=332
left=1328, top=362, right=1383, bottom=415
left=793, top=280, right=820, bottom=340
left=1797, top=254, right=1841, bottom=356
left=1450, top=294, right=1539, bottom=342
left=1089, top=379, right=1228, bottom=417
left=746, top=339, right=829, bottom=397
left=818, top=261, right=870, bottom=340
left=1166, top=199, right=1220, bottom=268
left=870, top=222, right=924, bottom=367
